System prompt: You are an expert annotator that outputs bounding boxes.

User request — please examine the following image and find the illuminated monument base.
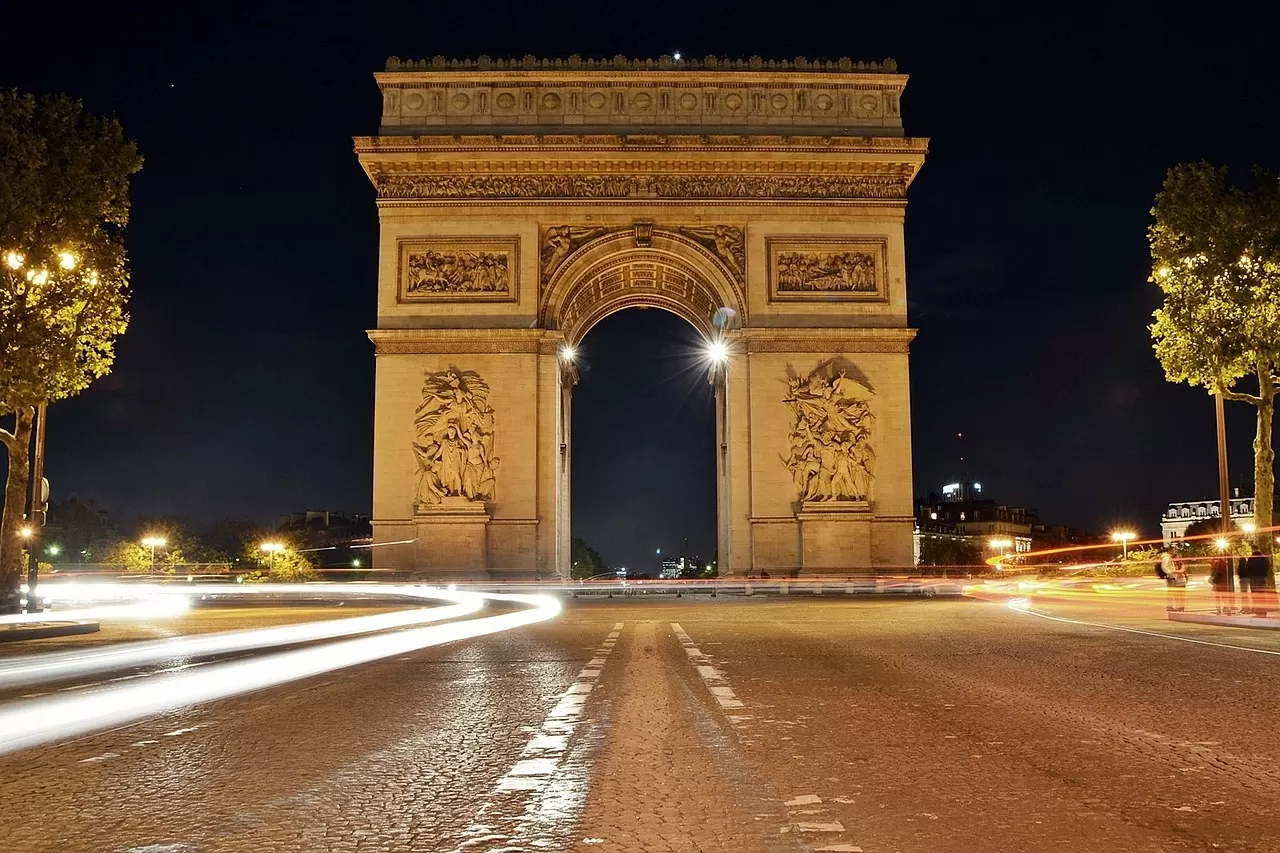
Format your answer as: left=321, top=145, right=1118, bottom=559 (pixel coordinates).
left=356, top=55, right=927, bottom=578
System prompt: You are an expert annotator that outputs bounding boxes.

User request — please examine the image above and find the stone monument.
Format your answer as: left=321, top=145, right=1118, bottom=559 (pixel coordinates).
left=356, top=55, right=927, bottom=578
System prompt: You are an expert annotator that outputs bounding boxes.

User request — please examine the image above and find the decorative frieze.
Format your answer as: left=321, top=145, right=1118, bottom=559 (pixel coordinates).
left=767, top=237, right=889, bottom=302
left=377, top=174, right=909, bottom=201
left=397, top=238, right=518, bottom=302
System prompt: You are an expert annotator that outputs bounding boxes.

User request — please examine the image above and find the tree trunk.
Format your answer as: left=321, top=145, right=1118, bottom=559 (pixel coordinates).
left=0, top=407, right=35, bottom=613
left=1254, top=362, right=1275, bottom=557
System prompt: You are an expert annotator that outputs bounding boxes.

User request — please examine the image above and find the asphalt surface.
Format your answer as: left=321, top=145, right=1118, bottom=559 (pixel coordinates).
left=1, top=594, right=1279, bottom=852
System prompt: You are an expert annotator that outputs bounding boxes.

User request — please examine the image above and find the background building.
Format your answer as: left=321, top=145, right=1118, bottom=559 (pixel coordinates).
left=1159, top=489, right=1275, bottom=544
left=913, top=479, right=1097, bottom=566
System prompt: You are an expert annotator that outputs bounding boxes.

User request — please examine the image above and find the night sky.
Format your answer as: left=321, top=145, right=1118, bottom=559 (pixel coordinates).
left=3, top=3, right=1279, bottom=570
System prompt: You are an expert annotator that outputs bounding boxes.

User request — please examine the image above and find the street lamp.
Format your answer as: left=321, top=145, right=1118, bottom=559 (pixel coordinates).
left=1242, top=521, right=1257, bottom=536
left=989, top=537, right=1013, bottom=562
left=1111, top=530, right=1137, bottom=559
left=141, top=536, right=166, bottom=571
left=19, top=527, right=33, bottom=540
left=260, top=541, right=284, bottom=573
left=1215, top=537, right=1230, bottom=551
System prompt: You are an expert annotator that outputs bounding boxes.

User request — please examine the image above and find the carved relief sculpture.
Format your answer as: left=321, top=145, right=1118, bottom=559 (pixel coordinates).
left=677, top=225, right=745, bottom=282
left=398, top=238, right=518, bottom=302
left=540, top=225, right=612, bottom=280
left=782, top=363, right=875, bottom=503
left=413, top=369, right=500, bottom=508
left=767, top=238, right=888, bottom=302
left=778, top=251, right=875, bottom=292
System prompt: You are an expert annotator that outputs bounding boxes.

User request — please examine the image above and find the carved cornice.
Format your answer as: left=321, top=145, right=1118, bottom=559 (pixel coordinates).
left=368, top=329, right=563, bottom=355
left=742, top=328, right=917, bottom=354
left=366, top=159, right=919, bottom=177
left=354, top=134, right=929, bottom=154
left=385, top=55, right=900, bottom=74
left=372, top=173, right=910, bottom=201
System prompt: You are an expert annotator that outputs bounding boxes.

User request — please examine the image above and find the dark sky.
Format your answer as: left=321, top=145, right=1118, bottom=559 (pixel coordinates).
left=3, top=3, right=1279, bottom=568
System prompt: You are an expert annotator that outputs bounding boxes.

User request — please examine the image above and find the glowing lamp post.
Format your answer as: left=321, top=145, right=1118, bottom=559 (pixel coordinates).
left=989, top=537, right=1013, bottom=563
left=141, top=536, right=166, bottom=571
left=260, top=542, right=285, bottom=573
left=1110, top=530, right=1137, bottom=560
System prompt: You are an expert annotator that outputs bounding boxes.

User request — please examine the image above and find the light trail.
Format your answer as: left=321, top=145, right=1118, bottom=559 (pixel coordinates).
left=0, top=597, right=192, bottom=625
left=0, top=591, right=561, bottom=755
left=0, top=584, right=482, bottom=690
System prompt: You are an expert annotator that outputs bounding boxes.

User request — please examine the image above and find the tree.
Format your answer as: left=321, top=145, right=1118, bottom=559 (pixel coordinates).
left=242, top=537, right=318, bottom=583
left=199, top=518, right=264, bottom=565
left=44, top=496, right=116, bottom=562
left=1150, top=163, right=1280, bottom=554
left=570, top=537, right=607, bottom=579
left=0, top=91, right=142, bottom=607
left=917, top=535, right=983, bottom=570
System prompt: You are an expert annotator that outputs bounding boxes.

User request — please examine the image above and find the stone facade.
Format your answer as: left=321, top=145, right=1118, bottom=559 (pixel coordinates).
left=357, top=56, right=927, bottom=578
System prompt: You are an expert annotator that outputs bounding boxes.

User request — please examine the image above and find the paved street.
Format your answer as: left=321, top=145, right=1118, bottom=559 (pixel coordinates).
left=1, top=594, right=1279, bottom=852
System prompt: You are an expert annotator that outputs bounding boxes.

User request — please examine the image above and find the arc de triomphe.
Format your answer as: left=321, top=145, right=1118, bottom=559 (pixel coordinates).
left=355, top=55, right=927, bottom=578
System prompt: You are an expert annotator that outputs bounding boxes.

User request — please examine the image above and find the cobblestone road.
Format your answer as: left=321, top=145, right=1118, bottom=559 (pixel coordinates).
left=2, top=595, right=1279, bottom=851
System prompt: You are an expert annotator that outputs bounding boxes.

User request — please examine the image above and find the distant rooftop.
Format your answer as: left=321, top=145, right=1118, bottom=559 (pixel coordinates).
left=384, top=54, right=898, bottom=74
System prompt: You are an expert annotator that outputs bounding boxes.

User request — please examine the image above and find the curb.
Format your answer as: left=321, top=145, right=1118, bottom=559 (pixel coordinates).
left=1168, top=611, right=1280, bottom=631
left=0, top=621, right=101, bottom=642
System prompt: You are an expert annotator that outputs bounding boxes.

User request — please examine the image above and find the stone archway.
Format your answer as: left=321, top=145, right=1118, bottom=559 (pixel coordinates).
left=540, top=229, right=745, bottom=578
left=540, top=227, right=746, bottom=343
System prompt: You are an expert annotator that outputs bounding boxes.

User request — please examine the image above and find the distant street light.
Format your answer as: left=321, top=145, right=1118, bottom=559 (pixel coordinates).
left=260, top=541, right=285, bottom=573
left=141, top=536, right=166, bottom=571
left=1110, top=530, right=1137, bottom=559
left=989, top=537, right=1013, bottom=562
left=560, top=345, right=576, bottom=363
left=1242, top=521, right=1257, bottom=535
left=19, top=527, right=32, bottom=540
left=46, top=544, right=59, bottom=556
left=1215, top=537, right=1230, bottom=551
left=706, top=340, right=729, bottom=364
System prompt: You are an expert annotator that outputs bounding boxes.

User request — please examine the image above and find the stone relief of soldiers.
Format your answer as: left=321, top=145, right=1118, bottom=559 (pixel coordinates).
left=782, top=364, right=875, bottom=502
left=413, top=369, right=500, bottom=507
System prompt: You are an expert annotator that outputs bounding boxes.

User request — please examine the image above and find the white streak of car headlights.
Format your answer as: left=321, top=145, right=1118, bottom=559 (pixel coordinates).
left=0, top=585, right=481, bottom=689
left=0, top=592, right=561, bottom=754
left=0, top=597, right=192, bottom=625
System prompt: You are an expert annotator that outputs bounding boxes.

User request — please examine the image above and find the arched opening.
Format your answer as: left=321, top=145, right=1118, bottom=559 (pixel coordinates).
left=568, top=307, right=718, bottom=579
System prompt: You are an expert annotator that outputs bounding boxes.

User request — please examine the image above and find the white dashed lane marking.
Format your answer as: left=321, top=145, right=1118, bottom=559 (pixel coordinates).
left=454, top=623, right=624, bottom=849
left=670, top=622, right=745, bottom=710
